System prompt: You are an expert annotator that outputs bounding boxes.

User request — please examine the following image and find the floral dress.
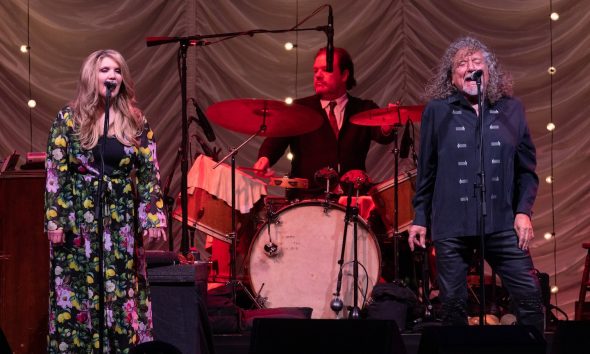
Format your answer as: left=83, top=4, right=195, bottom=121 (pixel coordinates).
left=44, top=106, right=166, bottom=353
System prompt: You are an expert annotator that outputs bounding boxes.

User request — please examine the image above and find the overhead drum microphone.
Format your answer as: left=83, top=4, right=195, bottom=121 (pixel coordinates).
left=326, top=5, right=334, bottom=73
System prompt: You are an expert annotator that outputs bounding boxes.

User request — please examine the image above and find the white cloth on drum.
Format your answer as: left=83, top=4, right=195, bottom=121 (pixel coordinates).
left=186, top=155, right=267, bottom=214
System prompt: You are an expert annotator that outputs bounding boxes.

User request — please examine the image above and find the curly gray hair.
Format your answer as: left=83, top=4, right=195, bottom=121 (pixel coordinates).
left=423, top=36, right=513, bottom=104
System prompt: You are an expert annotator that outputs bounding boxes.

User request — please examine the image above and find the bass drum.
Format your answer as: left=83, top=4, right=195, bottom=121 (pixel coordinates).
left=247, top=200, right=381, bottom=319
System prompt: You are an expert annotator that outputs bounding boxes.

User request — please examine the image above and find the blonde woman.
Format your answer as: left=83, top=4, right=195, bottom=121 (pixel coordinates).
left=45, top=49, right=166, bottom=352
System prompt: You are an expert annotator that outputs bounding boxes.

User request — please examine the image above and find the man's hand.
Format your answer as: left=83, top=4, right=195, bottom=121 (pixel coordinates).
left=408, top=224, right=427, bottom=251
left=253, top=157, right=275, bottom=177
left=514, top=213, right=534, bottom=251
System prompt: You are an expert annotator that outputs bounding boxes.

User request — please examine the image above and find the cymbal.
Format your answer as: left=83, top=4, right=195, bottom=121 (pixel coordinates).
left=350, top=104, right=424, bottom=127
left=206, top=98, right=323, bottom=137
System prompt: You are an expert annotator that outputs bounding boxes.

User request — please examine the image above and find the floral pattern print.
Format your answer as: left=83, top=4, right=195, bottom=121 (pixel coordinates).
left=45, top=107, right=166, bottom=353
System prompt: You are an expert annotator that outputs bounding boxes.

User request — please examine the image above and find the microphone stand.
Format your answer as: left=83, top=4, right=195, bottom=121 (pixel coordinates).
left=96, top=85, right=113, bottom=352
left=330, top=183, right=354, bottom=318
left=146, top=21, right=331, bottom=257
left=213, top=122, right=266, bottom=311
left=161, top=146, right=182, bottom=251
left=474, top=75, right=487, bottom=326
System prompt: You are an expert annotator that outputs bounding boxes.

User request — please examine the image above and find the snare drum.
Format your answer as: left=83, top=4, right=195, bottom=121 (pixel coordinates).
left=247, top=200, right=381, bottom=319
left=369, top=169, right=417, bottom=236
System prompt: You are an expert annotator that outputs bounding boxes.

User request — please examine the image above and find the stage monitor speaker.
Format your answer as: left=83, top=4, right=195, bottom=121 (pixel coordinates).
left=249, top=318, right=406, bottom=354
left=148, top=261, right=213, bottom=354
left=0, top=327, right=11, bottom=353
left=550, top=320, right=590, bottom=354
left=417, top=325, right=546, bottom=354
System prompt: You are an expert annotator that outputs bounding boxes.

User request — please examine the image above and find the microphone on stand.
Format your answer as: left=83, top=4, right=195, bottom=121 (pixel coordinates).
left=190, top=98, right=216, bottom=142
left=104, top=80, right=117, bottom=91
left=465, top=69, right=483, bottom=82
left=326, top=5, right=334, bottom=73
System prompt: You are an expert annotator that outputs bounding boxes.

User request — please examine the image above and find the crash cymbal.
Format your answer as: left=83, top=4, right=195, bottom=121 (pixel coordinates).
left=350, top=104, right=424, bottom=127
left=206, top=98, right=323, bottom=137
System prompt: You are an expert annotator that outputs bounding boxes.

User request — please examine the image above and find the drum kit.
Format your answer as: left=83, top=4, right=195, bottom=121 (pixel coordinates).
left=173, top=97, right=425, bottom=319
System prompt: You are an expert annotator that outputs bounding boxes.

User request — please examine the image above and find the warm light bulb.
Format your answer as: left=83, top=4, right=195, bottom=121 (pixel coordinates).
left=546, top=122, right=555, bottom=131
left=20, top=45, right=29, bottom=53
left=285, top=97, right=293, bottom=105
left=287, top=152, right=294, bottom=160
left=544, top=232, right=552, bottom=240
left=545, top=176, right=553, bottom=184
left=550, top=286, right=559, bottom=294
left=284, top=42, right=294, bottom=51
left=550, top=12, right=559, bottom=21
left=27, top=99, right=37, bottom=108
left=548, top=66, right=557, bottom=75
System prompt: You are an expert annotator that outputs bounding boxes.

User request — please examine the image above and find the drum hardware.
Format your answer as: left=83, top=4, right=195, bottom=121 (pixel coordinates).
left=350, top=102, right=424, bottom=282
left=262, top=200, right=280, bottom=257
left=248, top=200, right=380, bottom=319
left=332, top=171, right=373, bottom=319
left=269, top=176, right=309, bottom=189
left=206, top=98, right=324, bottom=310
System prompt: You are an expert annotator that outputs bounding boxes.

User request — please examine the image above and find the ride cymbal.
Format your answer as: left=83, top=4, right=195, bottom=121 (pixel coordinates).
left=207, top=98, right=323, bottom=137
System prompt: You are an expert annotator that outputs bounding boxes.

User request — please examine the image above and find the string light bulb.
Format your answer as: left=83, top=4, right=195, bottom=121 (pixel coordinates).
left=546, top=122, right=555, bottom=131
left=284, top=42, right=295, bottom=51
left=550, top=12, right=559, bottom=21
left=544, top=232, right=553, bottom=240
left=287, top=152, right=294, bottom=160
left=285, top=97, right=293, bottom=104
left=550, top=286, right=559, bottom=294
left=27, top=99, right=36, bottom=108
left=20, top=45, right=29, bottom=53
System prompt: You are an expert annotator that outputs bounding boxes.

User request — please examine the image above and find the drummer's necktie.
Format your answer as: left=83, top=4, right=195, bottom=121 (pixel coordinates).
left=328, top=100, right=339, bottom=138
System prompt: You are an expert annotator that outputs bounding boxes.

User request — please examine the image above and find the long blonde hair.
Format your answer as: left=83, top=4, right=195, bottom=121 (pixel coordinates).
left=71, top=49, right=143, bottom=149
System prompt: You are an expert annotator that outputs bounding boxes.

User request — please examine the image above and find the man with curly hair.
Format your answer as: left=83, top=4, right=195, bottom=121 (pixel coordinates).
left=408, top=37, right=545, bottom=334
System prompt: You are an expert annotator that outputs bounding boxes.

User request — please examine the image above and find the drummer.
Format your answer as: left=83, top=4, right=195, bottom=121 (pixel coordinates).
left=253, top=47, right=395, bottom=200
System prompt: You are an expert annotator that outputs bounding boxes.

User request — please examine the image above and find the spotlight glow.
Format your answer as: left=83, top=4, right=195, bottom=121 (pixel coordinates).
left=544, top=232, right=552, bottom=240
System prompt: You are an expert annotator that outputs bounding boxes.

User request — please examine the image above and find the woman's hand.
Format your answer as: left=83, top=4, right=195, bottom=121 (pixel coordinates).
left=143, top=227, right=167, bottom=241
left=47, top=229, right=65, bottom=244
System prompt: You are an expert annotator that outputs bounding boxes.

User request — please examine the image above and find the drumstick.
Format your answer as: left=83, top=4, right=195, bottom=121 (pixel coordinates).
left=237, top=166, right=265, bottom=172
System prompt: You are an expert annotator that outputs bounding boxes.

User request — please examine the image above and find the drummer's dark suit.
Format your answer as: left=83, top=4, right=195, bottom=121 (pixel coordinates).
left=258, top=94, right=395, bottom=199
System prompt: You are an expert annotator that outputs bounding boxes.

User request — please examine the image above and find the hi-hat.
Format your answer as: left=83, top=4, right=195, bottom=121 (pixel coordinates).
left=350, top=104, right=424, bottom=127
left=207, top=98, right=323, bottom=137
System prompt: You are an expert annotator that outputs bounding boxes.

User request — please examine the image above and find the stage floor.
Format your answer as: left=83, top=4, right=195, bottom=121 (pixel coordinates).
left=211, top=329, right=555, bottom=354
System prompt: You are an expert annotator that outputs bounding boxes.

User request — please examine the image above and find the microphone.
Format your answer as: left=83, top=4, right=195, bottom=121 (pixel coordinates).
left=326, top=6, right=334, bottom=73
left=399, top=119, right=412, bottom=159
left=104, top=80, right=117, bottom=90
left=190, top=98, right=216, bottom=142
left=465, top=69, right=483, bottom=82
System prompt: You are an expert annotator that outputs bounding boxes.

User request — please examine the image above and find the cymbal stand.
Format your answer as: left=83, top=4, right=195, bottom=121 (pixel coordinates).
left=214, top=120, right=267, bottom=310
left=389, top=120, right=403, bottom=282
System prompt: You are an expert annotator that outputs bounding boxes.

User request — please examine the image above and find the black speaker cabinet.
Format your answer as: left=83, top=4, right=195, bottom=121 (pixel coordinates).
left=147, top=261, right=213, bottom=354
left=249, top=318, right=407, bottom=354
left=550, top=320, right=590, bottom=354
left=417, top=325, right=546, bottom=354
